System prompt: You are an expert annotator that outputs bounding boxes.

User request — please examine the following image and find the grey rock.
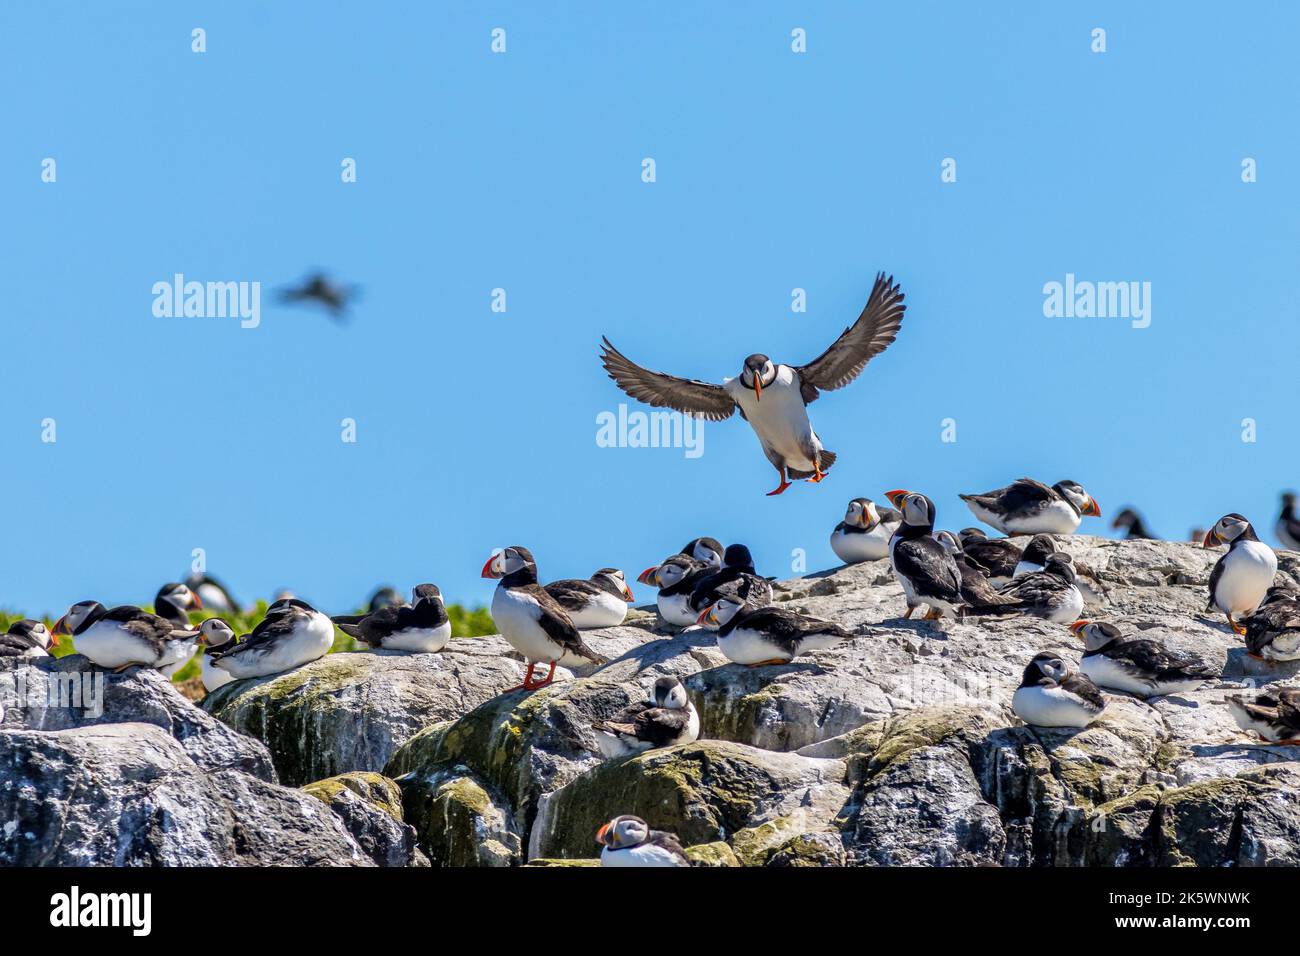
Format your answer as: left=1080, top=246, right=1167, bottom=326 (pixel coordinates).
left=302, top=772, right=428, bottom=867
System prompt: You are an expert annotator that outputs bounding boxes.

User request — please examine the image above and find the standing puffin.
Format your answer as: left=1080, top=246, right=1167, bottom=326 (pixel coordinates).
left=1242, top=585, right=1300, bottom=662
left=883, top=490, right=964, bottom=620
left=1225, top=687, right=1300, bottom=744
left=1203, top=513, right=1278, bottom=635
left=205, top=598, right=335, bottom=680
left=51, top=601, right=199, bottom=672
left=544, top=569, right=636, bottom=630
left=960, top=478, right=1100, bottom=535
left=592, top=676, right=699, bottom=758
left=687, top=544, right=774, bottom=616
left=680, top=537, right=724, bottom=569
left=830, top=497, right=900, bottom=564
left=638, top=554, right=709, bottom=627
left=0, top=620, right=55, bottom=658
left=600, top=273, right=906, bottom=495
left=998, top=553, right=1085, bottom=624
left=1012, top=653, right=1106, bottom=728
left=482, top=546, right=607, bottom=691
left=956, top=528, right=1023, bottom=584
left=1111, top=508, right=1156, bottom=540
left=1277, top=492, right=1300, bottom=550
left=1070, top=620, right=1216, bottom=697
left=596, top=816, right=691, bottom=868
left=332, top=584, right=452, bottom=652
left=697, top=588, right=853, bottom=665
left=196, top=619, right=240, bottom=691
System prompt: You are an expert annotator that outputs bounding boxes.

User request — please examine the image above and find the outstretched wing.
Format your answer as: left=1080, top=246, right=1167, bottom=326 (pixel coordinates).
left=599, top=337, right=737, bottom=421
left=795, top=272, right=906, bottom=403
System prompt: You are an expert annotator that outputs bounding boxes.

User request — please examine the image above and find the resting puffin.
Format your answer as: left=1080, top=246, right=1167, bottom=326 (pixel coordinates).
left=196, top=619, right=239, bottom=691
left=830, top=497, right=900, bottom=564
left=600, top=272, right=906, bottom=495
left=592, top=676, right=699, bottom=758
left=1277, top=492, right=1300, bottom=550
left=999, top=553, right=1085, bottom=624
left=1204, top=513, right=1277, bottom=635
left=482, top=546, right=607, bottom=690
left=638, top=554, right=709, bottom=627
left=0, top=620, right=55, bottom=658
left=934, top=531, right=1023, bottom=614
left=681, top=537, right=724, bottom=569
left=687, top=544, right=774, bottom=616
left=1112, top=507, right=1156, bottom=540
left=332, top=584, right=452, bottom=652
left=1243, top=585, right=1300, bottom=662
left=51, top=601, right=198, bottom=672
left=1226, top=686, right=1300, bottom=744
left=960, top=478, right=1100, bottom=535
left=883, top=490, right=964, bottom=620
left=1014, top=534, right=1107, bottom=603
left=956, top=528, right=1022, bottom=584
left=1070, top=620, right=1216, bottom=697
left=597, top=815, right=691, bottom=868
left=697, top=588, right=853, bottom=665
left=544, top=569, right=635, bottom=630
left=206, top=598, right=335, bottom=680
left=1012, top=653, right=1106, bottom=728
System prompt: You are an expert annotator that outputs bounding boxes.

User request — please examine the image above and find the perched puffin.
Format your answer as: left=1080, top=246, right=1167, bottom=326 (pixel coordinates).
left=1277, top=492, right=1300, bottom=551
left=482, top=546, right=607, bottom=690
left=0, top=620, right=55, bottom=658
left=960, top=478, right=1100, bottom=535
left=544, top=569, right=635, bottom=630
left=51, top=601, right=198, bottom=672
left=1203, top=513, right=1277, bottom=635
left=638, top=554, right=709, bottom=627
left=1112, top=508, right=1156, bottom=540
left=1070, top=620, right=1216, bottom=697
left=1012, top=653, right=1106, bottom=728
left=687, top=544, right=774, bottom=616
left=592, top=676, right=700, bottom=758
left=196, top=619, right=239, bottom=691
left=956, top=528, right=1022, bottom=584
left=206, top=598, right=335, bottom=680
left=1226, top=686, right=1300, bottom=744
left=184, top=572, right=241, bottom=613
left=697, top=589, right=853, bottom=665
left=153, top=582, right=203, bottom=632
left=1243, top=585, right=1300, bottom=662
left=681, top=537, right=724, bottom=569
left=934, top=531, right=1023, bottom=614
left=600, top=272, right=906, bottom=495
left=998, top=553, right=1085, bottom=624
left=596, top=815, right=691, bottom=868
left=332, top=584, right=452, bottom=652
left=1014, top=534, right=1107, bottom=603
left=830, top=497, right=900, bottom=564
left=884, top=490, right=964, bottom=620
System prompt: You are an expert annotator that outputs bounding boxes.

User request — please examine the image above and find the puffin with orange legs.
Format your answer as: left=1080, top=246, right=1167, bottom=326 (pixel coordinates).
left=482, top=546, right=607, bottom=691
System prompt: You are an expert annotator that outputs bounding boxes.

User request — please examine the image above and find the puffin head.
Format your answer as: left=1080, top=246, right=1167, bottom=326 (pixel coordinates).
left=481, top=545, right=535, bottom=579
left=638, top=554, right=698, bottom=589
left=1044, top=552, right=1077, bottom=584
left=1203, top=513, right=1251, bottom=548
left=596, top=815, right=650, bottom=850
left=685, top=537, right=724, bottom=569
left=740, top=354, right=776, bottom=401
left=1054, top=480, right=1100, bottom=517
left=197, top=618, right=237, bottom=648
left=594, top=568, right=635, bottom=602
left=7, top=619, right=54, bottom=651
left=411, top=583, right=443, bottom=606
left=845, top=497, right=880, bottom=530
left=934, top=530, right=962, bottom=554
left=1025, top=652, right=1069, bottom=685
left=1069, top=619, right=1122, bottom=651
left=51, top=600, right=102, bottom=637
left=157, top=582, right=203, bottom=613
left=696, top=592, right=744, bottom=630
left=885, top=490, right=935, bottom=530
left=651, top=676, right=689, bottom=709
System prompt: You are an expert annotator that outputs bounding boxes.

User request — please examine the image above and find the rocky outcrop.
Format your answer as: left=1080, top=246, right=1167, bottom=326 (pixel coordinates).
left=301, top=772, right=428, bottom=867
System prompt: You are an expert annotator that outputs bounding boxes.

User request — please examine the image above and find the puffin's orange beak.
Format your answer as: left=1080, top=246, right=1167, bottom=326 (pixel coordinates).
left=1082, top=497, right=1101, bottom=517
left=191, top=592, right=204, bottom=609
left=1202, top=528, right=1219, bottom=549
left=1069, top=620, right=1089, bottom=637
left=481, top=555, right=501, bottom=578
left=622, top=584, right=635, bottom=602
left=51, top=615, right=69, bottom=636
left=696, top=605, right=717, bottom=627
left=884, top=489, right=911, bottom=509
left=595, top=823, right=611, bottom=846
left=754, top=377, right=761, bottom=402
left=638, top=566, right=660, bottom=586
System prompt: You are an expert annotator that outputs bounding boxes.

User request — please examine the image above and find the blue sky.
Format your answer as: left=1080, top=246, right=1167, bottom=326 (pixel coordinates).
left=2, top=2, right=1296, bottom=617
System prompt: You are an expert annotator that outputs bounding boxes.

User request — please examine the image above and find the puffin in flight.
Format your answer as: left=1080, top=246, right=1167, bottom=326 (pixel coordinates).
left=599, top=273, right=906, bottom=495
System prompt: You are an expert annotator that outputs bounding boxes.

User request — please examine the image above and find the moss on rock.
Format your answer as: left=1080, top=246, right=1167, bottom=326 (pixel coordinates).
left=685, top=841, right=740, bottom=867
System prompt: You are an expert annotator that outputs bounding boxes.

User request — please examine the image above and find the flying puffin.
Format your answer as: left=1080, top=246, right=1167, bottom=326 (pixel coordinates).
left=934, top=531, right=1024, bottom=614
left=1204, top=513, right=1278, bottom=635
left=830, top=497, right=900, bottom=564
left=960, top=478, right=1100, bottom=535
left=1070, top=620, right=1216, bottom=697
left=1012, top=653, right=1106, bottom=728
left=998, top=553, right=1085, bottom=624
left=697, top=587, right=853, bottom=665
left=184, top=572, right=241, bottom=613
left=205, top=598, right=335, bottom=680
left=600, top=272, right=906, bottom=495
left=1013, top=534, right=1107, bottom=603
left=196, top=619, right=240, bottom=691
left=1225, top=686, right=1300, bottom=744
left=544, top=568, right=636, bottom=630
left=596, top=815, right=691, bottom=868
left=482, top=546, right=607, bottom=690
left=278, top=271, right=359, bottom=320
left=592, top=676, right=700, bottom=758
left=687, top=544, right=773, bottom=616
left=51, top=601, right=199, bottom=672
left=331, top=584, right=452, bottom=652
left=681, top=537, right=724, bottom=569
left=883, top=490, right=965, bottom=620
left=0, top=620, right=55, bottom=658
left=1277, top=492, right=1300, bottom=550
left=956, top=528, right=1022, bottom=584
left=1111, top=508, right=1156, bottom=540
left=638, top=554, right=710, bottom=627
left=1242, top=585, right=1300, bottom=662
